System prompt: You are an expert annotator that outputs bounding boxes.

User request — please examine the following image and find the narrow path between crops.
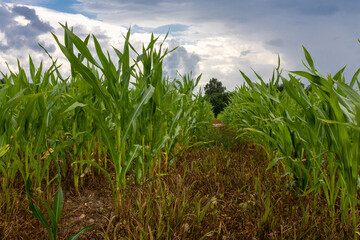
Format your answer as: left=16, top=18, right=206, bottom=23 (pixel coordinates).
left=212, top=119, right=224, bottom=128
left=1, top=121, right=351, bottom=239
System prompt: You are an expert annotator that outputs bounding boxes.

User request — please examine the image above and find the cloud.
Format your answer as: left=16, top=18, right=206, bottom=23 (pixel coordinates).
left=267, top=1, right=340, bottom=16
left=153, top=24, right=189, bottom=35
left=241, top=50, right=251, bottom=56
left=5, top=0, right=82, bottom=15
left=12, top=6, right=52, bottom=32
left=0, top=3, right=135, bottom=76
left=265, top=39, right=284, bottom=47
left=163, top=39, right=200, bottom=78
left=2, top=0, right=360, bottom=92
left=298, top=4, right=339, bottom=16
left=132, top=24, right=189, bottom=35
left=0, top=4, right=53, bottom=52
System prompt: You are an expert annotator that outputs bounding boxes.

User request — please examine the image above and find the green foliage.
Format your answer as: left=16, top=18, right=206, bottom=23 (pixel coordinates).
left=204, top=78, right=230, bottom=118
left=222, top=48, right=360, bottom=238
left=0, top=23, right=213, bottom=225
left=26, top=152, right=95, bottom=240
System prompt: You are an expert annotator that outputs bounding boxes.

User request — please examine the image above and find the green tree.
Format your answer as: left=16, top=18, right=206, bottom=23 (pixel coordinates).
left=204, top=78, right=230, bottom=118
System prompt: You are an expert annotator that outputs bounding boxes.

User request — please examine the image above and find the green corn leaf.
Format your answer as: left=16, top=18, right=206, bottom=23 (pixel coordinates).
left=51, top=93, right=86, bottom=122
left=29, top=55, right=36, bottom=84
left=335, top=80, right=360, bottom=109
left=169, top=109, right=183, bottom=134
left=53, top=187, right=63, bottom=229
left=333, top=66, right=346, bottom=81
left=120, top=144, right=142, bottom=183
left=122, top=29, right=131, bottom=74
left=74, top=160, right=115, bottom=193
left=151, top=135, right=170, bottom=158
left=60, top=24, right=100, bottom=68
left=52, top=32, right=112, bottom=111
left=251, top=68, right=266, bottom=85
left=291, top=71, right=331, bottom=93
left=122, top=85, right=155, bottom=141
left=33, top=111, right=47, bottom=154
left=68, top=224, right=96, bottom=240
left=282, top=75, right=312, bottom=108
left=267, top=156, right=285, bottom=171
left=26, top=178, right=54, bottom=240
left=3, top=90, right=47, bottom=112
left=40, top=199, right=56, bottom=235
left=320, top=119, right=360, bottom=131
left=237, top=128, right=277, bottom=145
left=93, top=35, right=110, bottom=73
left=350, top=68, right=360, bottom=88
left=63, top=102, right=87, bottom=114
left=85, top=105, right=117, bottom=162
left=240, top=71, right=280, bottom=103
left=112, top=47, right=122, bottom=60
left=302, top=46, right=315, bottom=71
left=0, top=144, right=10, bottom=157
left=291, top=71, right=320, bottom=84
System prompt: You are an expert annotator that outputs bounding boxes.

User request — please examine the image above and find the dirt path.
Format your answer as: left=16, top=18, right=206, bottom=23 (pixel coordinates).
left=212, top=119, right=224, bottom=127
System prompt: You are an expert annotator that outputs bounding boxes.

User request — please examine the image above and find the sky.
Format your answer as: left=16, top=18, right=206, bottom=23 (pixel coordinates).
left=1, top=1, right=360, bottom=91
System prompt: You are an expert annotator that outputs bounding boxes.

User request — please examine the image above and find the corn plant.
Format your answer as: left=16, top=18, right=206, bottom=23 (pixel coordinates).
left=26, top=152, right=95, bottom=240
left=49, top=24, right=212, bottom=211
left=0, top=22, right=213, bottom=228
left=222, top=46, right=360, bottom=237
left=289, top=48, right=360, bottom=235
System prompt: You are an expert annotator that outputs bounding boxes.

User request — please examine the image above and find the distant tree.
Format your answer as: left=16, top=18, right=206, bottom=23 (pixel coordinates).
left=265, top=82, right=305, bottom=92
left=265, top=83, right=285, bottom=92
left=204, top=78, right=230, bottom=118
left=277, top=83, right=284, bottom=92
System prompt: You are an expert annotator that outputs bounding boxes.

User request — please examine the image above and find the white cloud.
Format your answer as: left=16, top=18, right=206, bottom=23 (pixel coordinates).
left=0, top=3, right=147, bottom=77
left=0, top=3, right=206, bottom=86
left=0, top=31, right=7, bottom=46
left=14, top=15, right=31, bottom=26
left=1, top=0, right=360, bottom=91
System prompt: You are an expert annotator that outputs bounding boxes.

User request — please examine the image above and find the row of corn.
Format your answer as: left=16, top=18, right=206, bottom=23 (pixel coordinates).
left=222, top=47, right=360, bottom=237
left=0, top=24, right=213, bottom=213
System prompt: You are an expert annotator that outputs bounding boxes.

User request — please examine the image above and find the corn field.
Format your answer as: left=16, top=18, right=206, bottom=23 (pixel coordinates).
left=2, top=23, right=360, bottom=239
left=0, top=24, right=214, bottom=239
left=222, top=47, right=360, bottom=238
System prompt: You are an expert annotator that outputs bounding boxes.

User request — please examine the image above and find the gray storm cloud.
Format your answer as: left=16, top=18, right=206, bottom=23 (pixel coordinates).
left=0, top=4, right=54, bottom=52
left=265, top=39, right=284, bottom=48
left=163, top=39, right=200, bottom=78
left=2, top=0, right=360, bottom=90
